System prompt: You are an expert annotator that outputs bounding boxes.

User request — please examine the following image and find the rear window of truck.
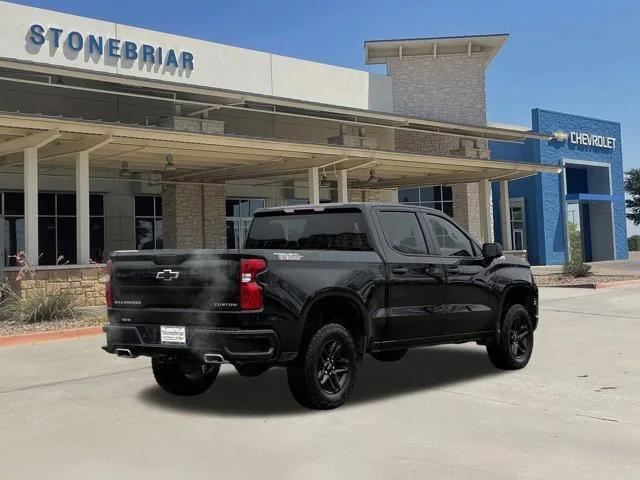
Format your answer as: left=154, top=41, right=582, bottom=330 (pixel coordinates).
left=245, top=211, right=372, bottom=251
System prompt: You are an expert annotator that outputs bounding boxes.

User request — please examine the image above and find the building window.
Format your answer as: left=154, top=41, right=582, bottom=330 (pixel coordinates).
left=3, top=192, right=24, bottom=267
left=510, top=199, right=527, bottom=251
left=398, top=186, right=453, bottom=217
left=226, top=198, right=265, bottom=248
left=2, top=192, right=105, bottom=266
left=285, top=199, right=308, bottom=206
left=135, top=196, right=163, bottom=250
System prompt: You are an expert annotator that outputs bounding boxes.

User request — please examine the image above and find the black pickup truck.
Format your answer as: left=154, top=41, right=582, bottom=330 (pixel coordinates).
left=103, top=203, right=538, bottom=410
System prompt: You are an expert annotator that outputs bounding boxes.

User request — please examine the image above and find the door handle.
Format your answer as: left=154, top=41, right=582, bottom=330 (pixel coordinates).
left=392, top=267, right=408, bottom=275
left=444, top=265, right=459, bottom=274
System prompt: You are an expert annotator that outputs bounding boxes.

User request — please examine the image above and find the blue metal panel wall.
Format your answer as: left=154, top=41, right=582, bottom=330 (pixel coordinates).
left=490, top=108, right=628, bottom=264
left=533, top=109, right=627, bottom=262
left=490, top=138, right=542, bottom=264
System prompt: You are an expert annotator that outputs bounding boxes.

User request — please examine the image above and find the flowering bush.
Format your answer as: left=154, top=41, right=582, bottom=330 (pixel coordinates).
left=0, top=284, right=76, bottom=323
left=0, top=251, right=77, bottom=323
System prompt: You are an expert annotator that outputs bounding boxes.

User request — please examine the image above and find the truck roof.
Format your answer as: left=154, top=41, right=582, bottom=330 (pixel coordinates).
left=254, top=202, right=445, bottom=216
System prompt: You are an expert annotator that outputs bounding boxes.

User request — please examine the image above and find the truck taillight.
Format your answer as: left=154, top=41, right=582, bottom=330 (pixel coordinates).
left=240, top=258, right=266, bottom=310
left=105, top=259, right=113, bottom=307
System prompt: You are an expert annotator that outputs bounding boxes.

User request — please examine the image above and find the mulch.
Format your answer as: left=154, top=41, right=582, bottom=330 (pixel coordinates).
left=534, top=274, right=640, bottom=288
left=0, top=315, right=107, bottom=337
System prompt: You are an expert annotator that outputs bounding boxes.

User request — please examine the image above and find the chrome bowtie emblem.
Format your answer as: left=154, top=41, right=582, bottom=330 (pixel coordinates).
left=156, top=269, right=179, bottom=281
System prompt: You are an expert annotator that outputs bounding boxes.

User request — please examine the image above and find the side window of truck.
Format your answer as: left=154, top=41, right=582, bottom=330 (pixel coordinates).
left=378, top=211, right=428, bottom=255
left=426, top=214, right=475, bottom=257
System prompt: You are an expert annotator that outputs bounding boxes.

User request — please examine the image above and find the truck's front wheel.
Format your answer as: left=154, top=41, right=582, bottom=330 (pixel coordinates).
left=287, top=323, right=357, bottom=410
left=152, top=357, right=219, bottom=396
left=486, top=304, right=534, bottom=370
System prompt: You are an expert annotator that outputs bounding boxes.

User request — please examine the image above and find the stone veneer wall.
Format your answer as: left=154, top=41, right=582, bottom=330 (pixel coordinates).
left=347, top=189, right=382, bottom=203
left=5, top=266, right=108, bottom=307
left=163, top=183, right=226, bottom=249
left=387, top=54, right=490, bottom=240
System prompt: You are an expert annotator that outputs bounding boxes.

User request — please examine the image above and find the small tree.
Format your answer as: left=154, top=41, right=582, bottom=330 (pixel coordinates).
left=567, top=221, right=583, bottom=263
left=625, top=169, right=640, bottom=226
left=563, top=221, right=591, bottom=277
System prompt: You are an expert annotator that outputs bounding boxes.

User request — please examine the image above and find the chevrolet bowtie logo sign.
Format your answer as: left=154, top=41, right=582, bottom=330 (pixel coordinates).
left=156, top=269, right=180, bottom=281
left=552, top=130, right=569, bottom=142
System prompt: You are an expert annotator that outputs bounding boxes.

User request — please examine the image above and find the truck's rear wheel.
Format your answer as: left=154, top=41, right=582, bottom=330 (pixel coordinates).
left=287, top=323, right=357, bottom=410
left=234, top=363, right=270, bottom=377
left=486, top=304, right=534, bottom=370
left=152, top=357, right=219, bottom=396
left=371, top=349, right=407, bottom=362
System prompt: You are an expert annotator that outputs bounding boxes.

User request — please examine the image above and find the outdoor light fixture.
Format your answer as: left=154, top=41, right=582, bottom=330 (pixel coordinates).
left=320, top=172, right=331, bottom=187
left=165, top=154, right=177, bottom=171
left=119, top=161, right=132, bottom=178
left=367, top=169, right=381, bottom=183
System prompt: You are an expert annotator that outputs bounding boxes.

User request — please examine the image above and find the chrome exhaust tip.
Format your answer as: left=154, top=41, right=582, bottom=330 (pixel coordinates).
left=203, top=353, right=226, bottom=364
left=115, top=348, right=137, bottom=359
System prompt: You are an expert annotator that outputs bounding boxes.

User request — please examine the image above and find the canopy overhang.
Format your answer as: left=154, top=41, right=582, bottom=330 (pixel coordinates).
left=0, top=59, right=549, bottom=144
left=0, top=112, right=560, bottom=188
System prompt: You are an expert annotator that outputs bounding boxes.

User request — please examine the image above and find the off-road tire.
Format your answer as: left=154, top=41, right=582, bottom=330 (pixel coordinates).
left=287, top=323, right=358, bottom=410
left=152, top=357, right=219, bottom=396
left=487, top=304, right=534, bottom=370
left=371, top=348, right=407, bottom=362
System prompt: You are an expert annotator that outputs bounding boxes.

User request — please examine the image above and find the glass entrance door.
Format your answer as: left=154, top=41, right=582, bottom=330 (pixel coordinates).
left=509, top=199, right=527, bottom=251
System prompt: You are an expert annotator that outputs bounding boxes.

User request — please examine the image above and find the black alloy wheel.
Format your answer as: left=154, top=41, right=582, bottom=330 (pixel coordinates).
left=316, top=339, right=351, bottom=394
left=509, top=312, right=531, bottom=360
left=287, top=323, right=358, bottom=409
left=152, top=357, right=220, bottom=396
left=486, top=303, right=534, bottom=370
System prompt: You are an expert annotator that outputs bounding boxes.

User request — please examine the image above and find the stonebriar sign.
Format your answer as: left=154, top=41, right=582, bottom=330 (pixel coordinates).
left=28, top=24, right=194, bottom=70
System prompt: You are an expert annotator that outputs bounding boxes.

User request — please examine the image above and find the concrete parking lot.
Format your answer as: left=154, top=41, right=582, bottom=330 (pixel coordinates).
left=2, top=286, right=639, bottom=479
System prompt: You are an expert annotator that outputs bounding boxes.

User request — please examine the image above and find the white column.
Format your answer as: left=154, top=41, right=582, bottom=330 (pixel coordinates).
left=500, top=180, right=513, bottom=250
left=478, top=179, right=493, bottom=244
left=75, top=151, right=91, bottom=264
left=308, top=167, right=320, bottom=204
left=23, top=147, right=39, bottom=265
left=337, top=169, right=348, bottom=203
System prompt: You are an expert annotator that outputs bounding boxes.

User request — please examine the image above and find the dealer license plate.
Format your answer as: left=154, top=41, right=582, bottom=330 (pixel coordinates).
left=160, top=325, right=186, bottom=344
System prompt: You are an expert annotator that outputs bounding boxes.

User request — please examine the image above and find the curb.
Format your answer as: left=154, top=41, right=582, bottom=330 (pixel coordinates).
left=546, top=279, right=640, bottom=289
left=593, top=279, right=640, bottom=289
left=0, top=326, right=104, bottom=347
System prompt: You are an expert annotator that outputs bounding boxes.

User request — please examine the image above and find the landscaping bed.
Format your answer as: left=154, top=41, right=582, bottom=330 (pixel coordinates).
left=0, top=315, right=107, bottom=337
left=534, top=274, right=640, bottom=287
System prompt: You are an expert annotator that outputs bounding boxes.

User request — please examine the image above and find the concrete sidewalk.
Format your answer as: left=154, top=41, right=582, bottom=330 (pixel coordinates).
left=533, top=251, right=640, bottom=276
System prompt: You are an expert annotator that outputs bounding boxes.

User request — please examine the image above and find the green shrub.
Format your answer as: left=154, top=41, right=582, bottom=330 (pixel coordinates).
left=628, top=235, right=640, bottom=252
left=562, top=262, right=592, bottom=278
left=567, top=221, right=583, bottom=263
left=0, top=284, right=76, bottom=323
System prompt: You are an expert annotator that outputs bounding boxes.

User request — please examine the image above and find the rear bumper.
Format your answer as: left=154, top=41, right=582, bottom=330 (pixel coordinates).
left=102, top=324, right=280, bottom=363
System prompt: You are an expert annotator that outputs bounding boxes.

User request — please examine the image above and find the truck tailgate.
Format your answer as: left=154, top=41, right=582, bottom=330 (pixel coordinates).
left=110, top=250, right=240, bottom=311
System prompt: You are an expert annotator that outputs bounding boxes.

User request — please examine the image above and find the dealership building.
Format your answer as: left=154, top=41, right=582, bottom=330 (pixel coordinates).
left=0, top=2, right=627, bottom=304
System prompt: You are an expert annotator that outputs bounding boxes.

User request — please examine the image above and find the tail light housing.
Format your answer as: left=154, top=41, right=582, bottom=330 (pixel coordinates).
left=105, top=259, right=113, bottom=307
left=240, top=258, right=266, bottom=310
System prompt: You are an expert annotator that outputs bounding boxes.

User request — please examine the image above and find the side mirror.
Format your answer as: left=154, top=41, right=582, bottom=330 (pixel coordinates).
left=482, top=242, right=503, bottom=259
